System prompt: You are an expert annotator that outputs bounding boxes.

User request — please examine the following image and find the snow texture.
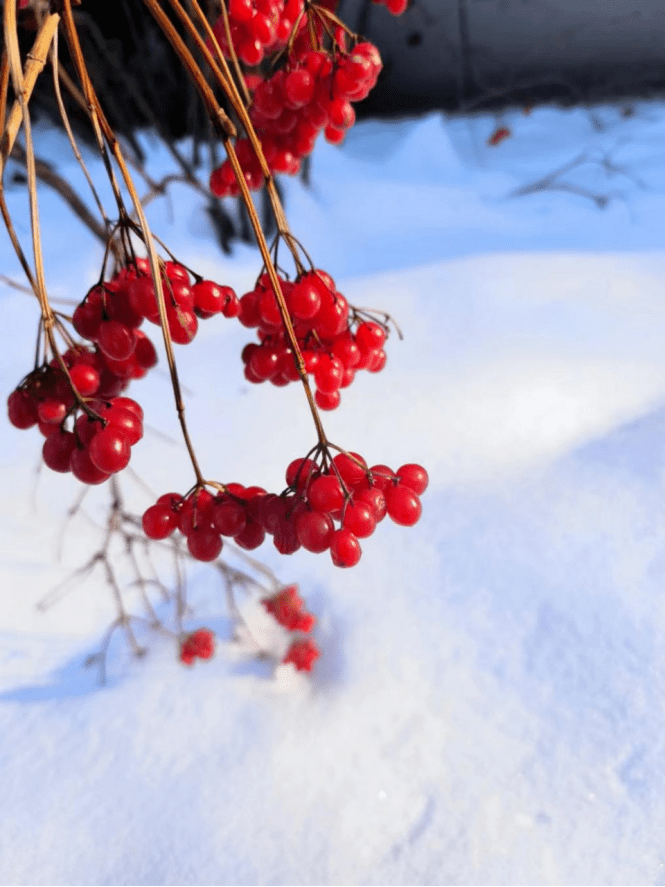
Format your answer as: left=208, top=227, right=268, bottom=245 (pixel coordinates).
left=3, top=102, right=665, bottom=884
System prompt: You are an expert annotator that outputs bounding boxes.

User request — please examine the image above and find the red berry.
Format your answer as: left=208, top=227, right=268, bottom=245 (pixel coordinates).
left=187, top=526, right=223, bottom=561
left=134, top=333, right=158, bottom=370
left=88, top=426, right=132, bottom=474
left=168, top=308, right=198, bottom=345
left=289, top=277, right=322, bottom=320
left=42, top=430, right=76, bottom=473
left=112, top=397, right=144, bottom=422
left=315, top=389, right=341, bottom=411
left=357, top=487, right=387, bottom=522
left=72, top=300, right=103, bottom=340
left=368, top=464, right=395, bottom=491
left=70, top=447, right=111, bottom=485
left=189, top=628, right=215, bottom=658
left=332, top=452, right=368, bottom=489
left=192, top=280, right=235, bottom=315
left=165, top=262, right=190, bottom=285
left=396, top=463, right=429, bottom=495
left=314, top=355, right=344, bottom=394
left=142, top=503, right=179, bottom=540
left=37, top=399, right=67, bottom=425
left=7, top=389, right=38, bottom=429
left=234, top=520, right=265, bottom=550
left=308, top=474, right=345, bottom=512
left=273, top=518, right=301, bottom=555
left=296, top=510, right=334, bottom=553
left=342, top=502, right=376, bottom=539
left=284, top=69, right=315, bottom=107
left=105, top=404, right=143, bottom=445
left=285, top=457, right=319, bottom=492
left=355, top=320, right=386, bottom=352
left=212, top=498, right=247, bottom=536
left=386, top=485, right=422, bottom=526
left=367, top=349, right=387, bottom=373
left=69, top=363, right=100, bottom=396
left=330, top=527, right=362, bottom=567
left=97, top=321, right=136, bottom=361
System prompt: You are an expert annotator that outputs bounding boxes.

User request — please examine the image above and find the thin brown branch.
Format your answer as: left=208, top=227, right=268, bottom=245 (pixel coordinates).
left=10, top=142, right=108, bottom=244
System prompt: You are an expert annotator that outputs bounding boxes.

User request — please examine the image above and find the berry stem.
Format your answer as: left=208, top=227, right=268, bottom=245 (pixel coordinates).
left=60, top=0, right=206, bottom=486
left=225, top=137, right=329, bottom=446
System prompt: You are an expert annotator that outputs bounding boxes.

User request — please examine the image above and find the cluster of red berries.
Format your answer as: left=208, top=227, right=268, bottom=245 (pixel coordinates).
left=262, top=584, right=315, bottom=632
left=142, top=484, right=269, bottom=561
left=282, top=637, right=320, bottom=671
left=7, top=345, right=147, bottom=483
left=210, top=42, right=382, bottom=196
left=278, top=452, right=427, bottom=566
left=262, top=585, right=319, bottom=671
left=73, top=259, right=239, bottom=352
left=179, top=627, right=215, bottom=665
left=210, top=0, right=305, bottom=68
left=6, top=254, right=245, bottom=485
left=143, top=453, right=427, bottom=568
left=238, top=269, right=388, bottom=409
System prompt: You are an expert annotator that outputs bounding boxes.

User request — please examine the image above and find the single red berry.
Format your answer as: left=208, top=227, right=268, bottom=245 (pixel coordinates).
left=386, top=484, right=422, bottom=526
left=72, top=300, right=103, bottom=340
left=168, top=308, right=198, bottom=345
left=314, top=354, right=344, bottom=394
left=104, top=404, right=143, bottom=446
left=7, top=389, right=38, bottom=429
left=88, top=426, right=132, bottom=474
left=355, top=321, right=387, bottom=352
left=367, top=349, right=387, bottom=373
left=157, top=491, right=184, bottom=509
left=273, top=518, right=301, bottom=555
left=187, top=526, right=223, bottom=561
left=192, top=280, right=235, bottom=315
left=142, top=503, right=179, bottom=540
left=368, top=464, right=395, bottom=491
left=70, top=446, right=111, bottom=485
left=97, top=321, right=137, bottom=361
left=396, top=463, right=429, bottom=495
left=330, top=527, right=362, bottom=567
left=315, top=389, right=341, bottom=411
left=308, top=474, right=345, bottom=512
left=42, top=430, right=76, bottom=473
left=285, top=457, right=319, bottom=492
left=342, top=501, right=376, bottom=538
left=234, top=520, right=265, bottom=550
left=212, top=498, right=247, bottom=536
left=290, top=277, right=322, bottom=320
left=284, top=68, right=315, bottom=107
left=112, top=396, right=144, bottom=422
left=293, top=612, right=316, bottom=633
left=134, top=333, right=158, bottom=370
left=178, top=489, right=215, bottom=535
left=164, top=262, right=190, bottom=285
left=357, top=486, right=387, bottom=522
left=296, top=509, right=335, bottom=553
left=332, top=452, right=368, bottom=489
left=69, top=363, right=100, bottom=396
left=37, top=399, right=67, bottom=425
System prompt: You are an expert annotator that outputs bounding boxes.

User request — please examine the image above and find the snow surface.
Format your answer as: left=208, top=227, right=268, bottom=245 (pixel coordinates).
left=3, top=102, right=665, bottom=883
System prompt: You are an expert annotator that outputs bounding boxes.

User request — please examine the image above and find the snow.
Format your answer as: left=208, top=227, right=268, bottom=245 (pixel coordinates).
left=3, top=100, right=665, bottom=883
